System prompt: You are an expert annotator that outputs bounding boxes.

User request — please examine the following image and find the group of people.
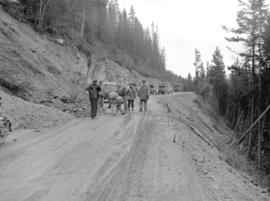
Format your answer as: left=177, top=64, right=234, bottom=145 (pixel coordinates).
left=86, top=80, right=150, bottom=119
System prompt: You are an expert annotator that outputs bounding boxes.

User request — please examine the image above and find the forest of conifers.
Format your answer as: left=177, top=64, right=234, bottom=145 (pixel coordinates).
left=185, top=0, right=270, bottom=174
left=0, top=0, right=182, bottom=83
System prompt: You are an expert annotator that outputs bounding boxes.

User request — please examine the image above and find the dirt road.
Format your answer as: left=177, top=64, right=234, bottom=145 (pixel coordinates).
left=0, top=93, right=269, bottom=201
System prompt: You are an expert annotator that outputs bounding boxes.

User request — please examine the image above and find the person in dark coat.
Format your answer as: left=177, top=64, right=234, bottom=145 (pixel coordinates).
left=127, top=85, right=136, bottom=111
left=138, top=80, right=149, bottom=112
left=119, top=86, right=128, bottom=113
left=86, top=80, right=101, bottom=119
left=98, top=81, right=105, bottom=112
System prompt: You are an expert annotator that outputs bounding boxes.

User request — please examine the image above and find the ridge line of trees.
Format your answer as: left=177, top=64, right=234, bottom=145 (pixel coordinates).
left=0, top=0, right=183, bottom=84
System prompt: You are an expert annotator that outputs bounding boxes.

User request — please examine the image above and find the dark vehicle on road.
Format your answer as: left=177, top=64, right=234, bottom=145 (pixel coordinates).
left=173, top=84, right=182, bottom=92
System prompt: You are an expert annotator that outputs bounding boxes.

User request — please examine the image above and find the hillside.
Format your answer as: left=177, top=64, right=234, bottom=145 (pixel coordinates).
left=0, top=6, right=161, bottom=129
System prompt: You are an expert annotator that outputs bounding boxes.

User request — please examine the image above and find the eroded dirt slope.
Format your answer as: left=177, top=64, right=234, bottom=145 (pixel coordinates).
left=0, top=90, right=73, bottom=130
left=0, top=6, right=161, bottom=104
left=0, top=6, right=162, bottom=128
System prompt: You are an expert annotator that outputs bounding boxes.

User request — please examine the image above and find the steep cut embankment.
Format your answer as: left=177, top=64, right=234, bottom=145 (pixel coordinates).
left=0, top=7, right=160, bottom=129
left=158, top=93, right=268, bottom=186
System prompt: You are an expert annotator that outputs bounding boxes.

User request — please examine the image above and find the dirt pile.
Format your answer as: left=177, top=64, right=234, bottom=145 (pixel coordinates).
left=0, top=90, right=73, bottom=130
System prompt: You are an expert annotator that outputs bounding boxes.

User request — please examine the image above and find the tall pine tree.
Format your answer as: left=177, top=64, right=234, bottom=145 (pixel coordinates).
left=208, top=47, right=227, bottom=115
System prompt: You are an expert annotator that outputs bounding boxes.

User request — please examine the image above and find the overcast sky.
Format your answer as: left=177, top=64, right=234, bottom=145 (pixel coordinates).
left=118, top=0, right=243, bottom=78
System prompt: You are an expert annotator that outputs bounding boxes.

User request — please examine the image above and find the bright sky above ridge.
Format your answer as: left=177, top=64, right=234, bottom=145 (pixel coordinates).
left=119, top=0, right=246, bottom=78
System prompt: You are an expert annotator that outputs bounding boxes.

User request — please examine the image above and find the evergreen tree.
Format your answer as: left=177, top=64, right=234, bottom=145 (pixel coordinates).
left=185, top=73, right=194, bottom=91
left=193, top=49, right=205, bottom=92
left=224, top=0, right=269, bottom=166
left=208, top=47, right=228, bottom=115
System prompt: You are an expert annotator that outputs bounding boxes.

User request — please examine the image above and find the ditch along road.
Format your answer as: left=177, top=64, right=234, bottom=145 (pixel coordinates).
left=0, top=93, right=269, bottom=201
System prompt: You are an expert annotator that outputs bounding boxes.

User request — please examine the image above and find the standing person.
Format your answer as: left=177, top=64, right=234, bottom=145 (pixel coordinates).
left=138, top=80, right=149, bottom=112
left=85, top=80, right=101, bottom=119
left=98, top=81, right=105, bottom=112
left=127, top=84, right=136, bottom=111
left=120, top=86, right=129, bottom=114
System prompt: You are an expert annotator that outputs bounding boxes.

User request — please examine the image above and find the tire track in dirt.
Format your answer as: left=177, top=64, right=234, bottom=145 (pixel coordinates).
left=84, top=112, right=151, bottom=201
left=83, top=100, right=214, bottom=201
left=0, top=116, right=129, bottom=201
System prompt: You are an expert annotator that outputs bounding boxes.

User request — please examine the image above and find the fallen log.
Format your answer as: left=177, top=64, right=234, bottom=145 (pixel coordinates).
left=234, top=111, right=243, bottom=133
left=189, top=125, right=214, bottom=147
left=196, top=115, right=214, bottom=132
left=233, top=103, right=270, bottom=148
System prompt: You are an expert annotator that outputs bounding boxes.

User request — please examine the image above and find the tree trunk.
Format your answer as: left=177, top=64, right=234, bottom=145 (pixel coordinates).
left=225, top=99, right=230, bottom=119
left=248, top=99, right=254, bottom=157
left=258, top=65, right=262, bottom=168
left=80, top=6, right=86, bottom=38
left=40, top=0, right=50, bottom=28
left=38, top=0, right=50, bottom=29
left=239, top=114, right=245, bottom=136
left=234, top=111, right=243, bottom=133
left=39, top=0, right=43, bottom=28
left=232, top=104, right=236, bottom=126
left=262, top=86, right=270, bottom=131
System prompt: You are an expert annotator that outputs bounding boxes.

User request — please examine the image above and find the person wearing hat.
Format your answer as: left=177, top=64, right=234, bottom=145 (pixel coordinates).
left=138, top=80, right=149, bottom=112
left=85, top=80, right=101, bottom=119
left=127, top=84, right=137, bottom=111
left=120, top=85, right=129, bottom=113
left=98, top=80, right=105, bottom=112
